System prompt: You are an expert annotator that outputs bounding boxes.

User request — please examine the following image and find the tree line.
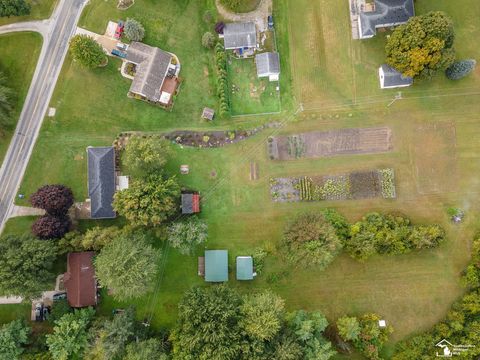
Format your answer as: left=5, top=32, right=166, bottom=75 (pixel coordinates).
left=281, top=209, right=445, bottom=269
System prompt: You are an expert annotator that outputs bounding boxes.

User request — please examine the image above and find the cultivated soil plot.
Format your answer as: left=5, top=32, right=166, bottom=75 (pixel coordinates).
left=268, top=127, right=392, bottom=160
left=270, top=168, right=396, bottom=202
left=412, top=122, right=458, bottom=195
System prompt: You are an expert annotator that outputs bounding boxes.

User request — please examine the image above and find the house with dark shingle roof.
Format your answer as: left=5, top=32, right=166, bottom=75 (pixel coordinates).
left=255, top=52, right=280, bottom=81
left=223, top=22, right=257, bottom=50
left=87, top=146, right=116, bottom=219
left=378, top=64, right=413, bottom=89
left=125, top=42, right=180, bottom=107
left=64, top=252, right=97, bottom=308
left=358, top=0, right=414, bottom=39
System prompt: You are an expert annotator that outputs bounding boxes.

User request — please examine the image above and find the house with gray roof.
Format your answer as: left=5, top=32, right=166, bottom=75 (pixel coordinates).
left=223, top=22, right=257, bottom=50
left=378, top=64, right=413, bottom=89
left=358, top=0, right=414, bottom=39
left=87, top=146, right=116, bottom=219
left=255, top=52, right=280, bottom=81
left=125, top=42, right=180, bottom=107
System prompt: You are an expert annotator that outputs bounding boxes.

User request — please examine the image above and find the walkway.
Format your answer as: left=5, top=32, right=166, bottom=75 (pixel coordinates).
left=215, top=0, right=272, bottom=32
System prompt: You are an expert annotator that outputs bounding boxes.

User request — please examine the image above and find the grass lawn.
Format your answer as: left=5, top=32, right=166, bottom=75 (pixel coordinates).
left=0, top=0, right=57, bottom=26
left=0, top=32, right=42, bottom=163
left=227, top=56, right=281, bottom=115
left=219, top=0, right=261, bottom=13
left=6, top=0, right=480, bottom=355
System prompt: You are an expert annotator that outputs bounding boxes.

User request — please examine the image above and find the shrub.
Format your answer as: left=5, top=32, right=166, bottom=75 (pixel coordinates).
left=446, top=59, right=477, bottom=80
left=337, top=316, right=361, bottom=341
left=30, top=184, right=74, bottom=216
left=282, top=212, right=342, bottom=269
left=32, top=215, right=71, bottom=240
left=202, top=32, right=216, bottom=49
left=124, top=18, right=145, bottom=41
left=215, top=43, right=229, bottom=116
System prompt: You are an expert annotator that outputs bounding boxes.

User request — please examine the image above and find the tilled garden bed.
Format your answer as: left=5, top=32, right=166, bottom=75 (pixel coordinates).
left=270, top=168, right=396, bottom=202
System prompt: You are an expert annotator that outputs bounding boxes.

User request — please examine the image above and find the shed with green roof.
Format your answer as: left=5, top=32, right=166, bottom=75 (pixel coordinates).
left=205, top=250, right=228, bottom=282
left=236, top=256, right=254, bottom=281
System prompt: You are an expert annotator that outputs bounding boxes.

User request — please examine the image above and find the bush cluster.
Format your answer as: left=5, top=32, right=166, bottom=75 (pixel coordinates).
left=30, top=185, right=74, bottom=239
left=214, top=43, right=229, bottom=116
left=347, top=213, right=445, bottom=260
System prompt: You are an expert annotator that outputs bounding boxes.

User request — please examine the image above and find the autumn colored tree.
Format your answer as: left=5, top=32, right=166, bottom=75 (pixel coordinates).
left=32, top=215, right=71, bottom=240
left=385, top=12, right=455, bottom=79
left=30, top=184, right=74, bottom=215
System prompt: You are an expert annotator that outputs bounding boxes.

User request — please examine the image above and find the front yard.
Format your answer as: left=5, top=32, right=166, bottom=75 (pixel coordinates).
left=0, top=32, right=42, bottom=163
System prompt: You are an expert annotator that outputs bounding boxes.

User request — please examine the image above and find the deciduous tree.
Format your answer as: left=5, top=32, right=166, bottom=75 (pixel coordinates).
left=123, top=136, right=172, bottom=176
left=170, top=285, right=243, bottom=360
left=385, top=12, right=455, bottom=79
left=32, top=214, right=71, bottom=240
left=0, top=72, right=13, bottom=130
left=240, top=291, right=285, bottom=341
left=336, top=316, right=360, bottom=341
left=94, top=232, right=161, bottom=300
left=0, top=234, right=58, bottom=299
left=124, top=338, right=169, bottom=360
left=69, top=35, right=107, bottom=69
left=282, top=213, right=342, bottom=269
left=46, top=308, right=95, bottom=360
left=113, top=174, right=180, bottom=227
left=0, top=0, right=30, bottom=17
left=168, top=217, right=208, bottom=255
left=0, top=319, right=30, bottom=360
left=101, top=307, right=136, bottom=359
left=30, top=184, right=74, bottom=215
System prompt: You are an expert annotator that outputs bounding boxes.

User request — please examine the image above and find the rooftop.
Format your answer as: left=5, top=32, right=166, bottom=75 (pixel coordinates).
left=64, top=252, right=97, bottom=308
left=205, top=250, right=228, bottom=282
left=359, top=0, right=414, bottom=38
left=256, top=52, right=280, bottom=77
left=223, top=22, right=257, bottom=50
left=126, top=42, right=173, bottom=102
left=379, top=64, right=413, bottom=88
left=87, top=146, right=116, bottom=219
left=182, top=193, right=200, bottom=214
left=236, top=256, right=254, bottom=280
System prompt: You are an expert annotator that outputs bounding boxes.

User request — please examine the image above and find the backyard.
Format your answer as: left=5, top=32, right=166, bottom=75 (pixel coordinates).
left=227, top=56, right=281, bottom=115
left=1, top=0, right=480, bottom=357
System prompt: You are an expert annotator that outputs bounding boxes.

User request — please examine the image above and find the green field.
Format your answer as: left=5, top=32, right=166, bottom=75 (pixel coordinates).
left=0, top=32, right=42, bottom=163
left=227, top=56, right=281, bottom=115
left=0, top=0, right=57, bottom=26
left=3, top=0, right=480, bottom=356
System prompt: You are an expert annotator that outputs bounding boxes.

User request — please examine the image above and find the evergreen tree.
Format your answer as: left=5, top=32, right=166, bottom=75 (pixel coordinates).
left=446, top=59, right=477, bottom=80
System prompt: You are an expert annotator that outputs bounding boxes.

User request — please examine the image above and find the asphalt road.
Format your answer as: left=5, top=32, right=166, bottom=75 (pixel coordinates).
left=0, top=0, right=86, bottom=233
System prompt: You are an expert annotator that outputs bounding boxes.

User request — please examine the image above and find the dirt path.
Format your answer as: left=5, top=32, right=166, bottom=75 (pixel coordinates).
left=215, top=0, right=272, bottom=31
